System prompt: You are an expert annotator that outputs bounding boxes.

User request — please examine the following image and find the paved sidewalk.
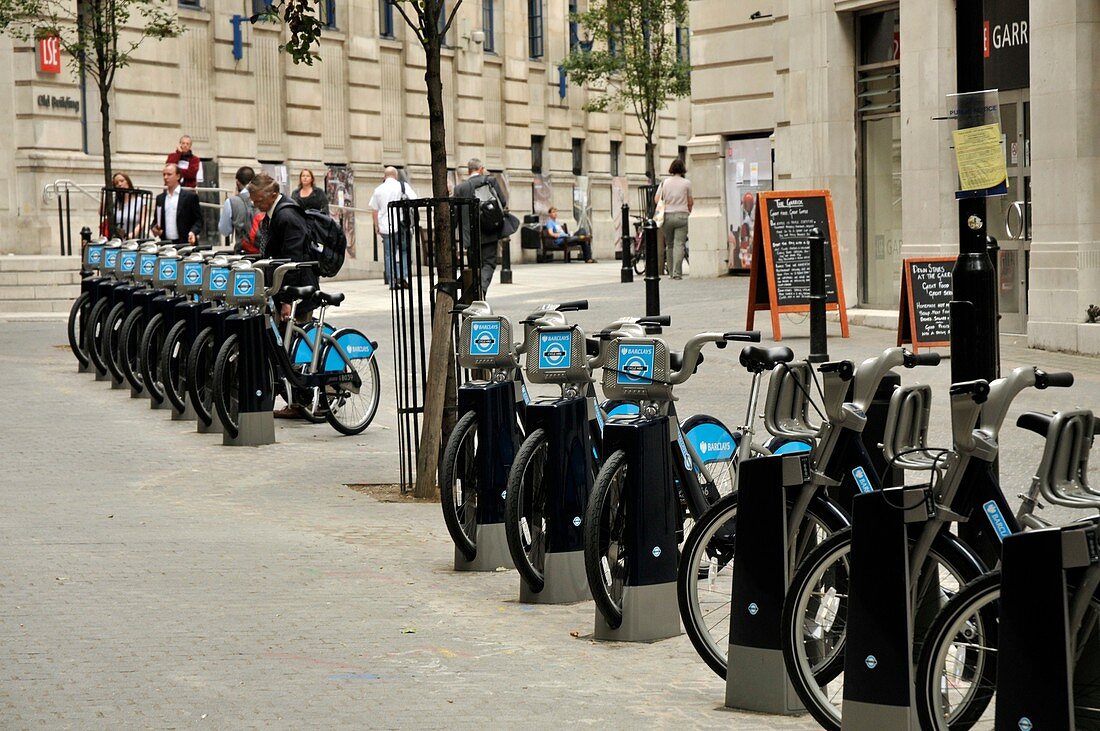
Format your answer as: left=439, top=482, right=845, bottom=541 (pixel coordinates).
left=1, top=261, right=1097, bottom=727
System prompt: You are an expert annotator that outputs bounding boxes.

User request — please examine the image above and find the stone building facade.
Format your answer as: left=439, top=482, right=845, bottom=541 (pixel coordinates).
left=0, top=0, right=690, bottom=264
left=687, top=0, right=1100, bottom=354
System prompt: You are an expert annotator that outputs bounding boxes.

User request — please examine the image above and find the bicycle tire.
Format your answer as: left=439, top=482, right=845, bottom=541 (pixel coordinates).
left=439, top=411, right=480, bottom=561
left=85, top=298, right=111, bottom=375
left=677, top=490, right=848, bottom=679
left=633, top=246, right=645, bottom=276
left=584, top=449, right=629, bottom=629
left=101, top=302, right=128, bottom=384
left=159, top=319, right=189, bottom=413
left=212, top=333, right=240, bottom=439
left=139, top=312, right=166, bottom=404
left=320, top=335, right=380, bottom=436
left=68, top=292, right=91, bottom=368
left=118, top=307, right=145, bottom=393
left=505, top=428, right=550, bottom=593
left=187, top=326, right=215, bottom=426
left=780, top=528, right=985, bottom=731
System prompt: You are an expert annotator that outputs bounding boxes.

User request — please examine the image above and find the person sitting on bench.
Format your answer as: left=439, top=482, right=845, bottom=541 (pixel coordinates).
left=545, top=207, right=595, bottom=263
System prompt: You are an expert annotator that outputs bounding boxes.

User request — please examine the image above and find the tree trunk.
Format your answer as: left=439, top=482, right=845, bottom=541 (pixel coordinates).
left=645, top=139, right=656, bottom=186
left=99, top=78, right=115, bottom=236
left=413, top=27, right=456, bottom=500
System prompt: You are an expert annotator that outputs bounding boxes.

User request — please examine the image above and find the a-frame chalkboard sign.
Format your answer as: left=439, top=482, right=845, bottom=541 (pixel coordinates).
left=745, top=190, right=850, bottom=341
left=897, top=257, right=954, bottom=352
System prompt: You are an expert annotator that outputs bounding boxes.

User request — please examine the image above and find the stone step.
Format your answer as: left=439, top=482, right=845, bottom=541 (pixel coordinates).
left=0, top=283, right=80, bottom=301
left=0, top=270, right=82, bottom=286
left=0, top=255, right=81, bottom=273
left=0, top=298, right=74, bottom=313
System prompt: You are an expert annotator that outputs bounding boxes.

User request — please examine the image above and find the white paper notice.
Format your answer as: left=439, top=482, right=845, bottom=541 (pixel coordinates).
left=749, top=162, right=759, bottom=186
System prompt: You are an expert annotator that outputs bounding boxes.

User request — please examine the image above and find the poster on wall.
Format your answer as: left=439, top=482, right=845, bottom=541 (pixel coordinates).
left=325, top=166, right=355, bottom=257
left=725, top=136, right=773, bottom=274
left=611, top=176, right=627, bottom=252
left=532, top=174, right=553, bottom=219
left=261, top=163, right=288, bottom=188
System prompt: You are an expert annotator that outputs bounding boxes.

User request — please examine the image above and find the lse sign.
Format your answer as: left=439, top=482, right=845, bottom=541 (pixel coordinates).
left=37, top=35, right=61, bottom=74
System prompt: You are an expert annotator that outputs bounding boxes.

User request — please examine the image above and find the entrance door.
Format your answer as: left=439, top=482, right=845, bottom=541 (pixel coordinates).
left=987, top=90, right=1031, bottom=334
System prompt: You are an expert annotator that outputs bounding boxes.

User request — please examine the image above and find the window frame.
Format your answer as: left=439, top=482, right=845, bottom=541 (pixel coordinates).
left=379, top=0, right=395, bottom=39
left=528, top=0, right=544, bottom=59
left=610, top=140, right=621, bottom=177
left=572, top=138, right=584, bottom=177
left=531, top=135, right=545, bottom=175
left=483, top=0, right=495, bottom=53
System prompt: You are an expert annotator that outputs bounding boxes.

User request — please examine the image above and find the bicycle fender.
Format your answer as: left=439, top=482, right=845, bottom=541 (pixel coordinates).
left=292, top=322, right=336, bottom=365
left=325, top=327, right=376, bottom=370
left=682, top=414, right=737, bottom=464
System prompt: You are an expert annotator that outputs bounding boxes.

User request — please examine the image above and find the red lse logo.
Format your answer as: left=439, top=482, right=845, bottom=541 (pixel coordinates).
left=983, top=21, right=991, bottom=58
left=38, top=35, right=61, bottom=74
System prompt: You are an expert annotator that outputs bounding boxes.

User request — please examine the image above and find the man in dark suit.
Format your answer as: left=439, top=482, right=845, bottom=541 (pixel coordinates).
left=454, top=158, right=507, bottom=294
left=246, top=172, right=319, bottom=320
left=152, top=163, right=202, bottom=245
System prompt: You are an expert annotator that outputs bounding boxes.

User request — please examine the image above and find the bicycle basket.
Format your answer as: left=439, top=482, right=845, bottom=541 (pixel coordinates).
left=457, top=315, right=514, bottom=370
left=524, top=325, right=590, bottom=385
left=226, top=266, right=266, bottom=306
left=601, top=337, right=671, bottom=402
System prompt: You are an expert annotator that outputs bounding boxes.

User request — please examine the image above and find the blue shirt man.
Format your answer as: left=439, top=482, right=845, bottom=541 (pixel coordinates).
left=545, top=207, right=594, bottom=262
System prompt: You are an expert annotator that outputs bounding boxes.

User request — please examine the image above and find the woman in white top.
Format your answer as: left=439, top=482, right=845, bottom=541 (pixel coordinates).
left=654, top=158, right=693, bottom=279
left=101, top=172, right=146, bottom=239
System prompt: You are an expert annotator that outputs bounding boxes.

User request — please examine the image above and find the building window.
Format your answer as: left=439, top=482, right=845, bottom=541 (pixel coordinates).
left=531, top=135, right=544, bottom=174
left=179, top=0, right=201, bottom=8
left=572, top=139, right=584, bottom=176
left=675, top=24, right=690, bottom=62
left=379, top=0, right=394, bottom=37
left=438, top=0, right=448, bottom=45
left=320, top=0, right=337, bottom=29
left=483, top=0, right=495, bottom=53
left=608, top=23, right=622, bottom=56
left=610, top=140, right=621, bottom=177
left=528, top=0, right=544, bottom=58
left=568, top=0, right=578, bottom=50
left=857, top=8, right=902, bottom=308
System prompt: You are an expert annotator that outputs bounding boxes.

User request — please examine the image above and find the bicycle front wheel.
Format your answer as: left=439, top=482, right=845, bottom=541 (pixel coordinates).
left=139, top=313, right=166, bottom=404
left=118, top=308, right=145, bottom=392
left=584, top=449, right=629, bottom=629
left=101, top=302, right=128, bottom=384
left=212, top=334, right=240, bottom=438
left=160, top=319, right=190, bottom=413
left=781, top=529, right=984, bottom=731
left=68, top=292, right=91, bottom=368
left=633, top=245, right=645, bottom=276
left=85, top=298, right=111, bottom=375
left=677, top=491, right=847, bottom=679
left=187, top=326, right=215, bottom=426
left=439, top=411, right=479, bottom=561
left=320, top=337, right=380, bottom=436
left=505, top=428, right=550, bottom=592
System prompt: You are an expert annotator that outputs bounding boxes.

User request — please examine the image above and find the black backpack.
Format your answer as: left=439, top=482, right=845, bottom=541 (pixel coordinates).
left=303, top=208, right=347, bottom=278
left=472, top=178, right=504, bottom=234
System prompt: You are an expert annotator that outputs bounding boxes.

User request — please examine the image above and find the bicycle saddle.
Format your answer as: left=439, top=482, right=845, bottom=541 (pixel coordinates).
left=283, top=285, right=317, bottom=301
left=1018, top=411, right=1100, bottom=438
left=317, top=291, right=345, bottom=307
left=739, top=345, right=795, bottom=373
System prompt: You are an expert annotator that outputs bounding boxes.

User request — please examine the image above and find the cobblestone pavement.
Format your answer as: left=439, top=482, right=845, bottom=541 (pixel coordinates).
left=2, top=262, right=1098, bottom=728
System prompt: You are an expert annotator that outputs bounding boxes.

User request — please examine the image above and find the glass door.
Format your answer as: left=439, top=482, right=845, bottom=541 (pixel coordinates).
left=987, top=90, right=1031, bottom=334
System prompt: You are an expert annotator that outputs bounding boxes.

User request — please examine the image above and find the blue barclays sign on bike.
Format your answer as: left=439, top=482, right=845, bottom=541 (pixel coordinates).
left=233, top=272, right=256, bottom=297
left=538, top=331, right=572, bottom=370
left=617, top=343, right=655, bottom=385
left=470, top=320, right=501, bottom=357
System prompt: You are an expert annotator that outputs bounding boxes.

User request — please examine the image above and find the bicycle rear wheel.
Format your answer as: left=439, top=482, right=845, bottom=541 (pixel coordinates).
left=68, top=292, right=91, bottom=368
left=505, top=428, right=550, bottom=593
left=439, top=411, right=480, bottom=561
left=320, top=335, right=380, bottom=436
left=584, top=449, right=629, bottom=629
left=212, top=334, right=240, bottom=438
left=633, top=243, right=646, bottom=276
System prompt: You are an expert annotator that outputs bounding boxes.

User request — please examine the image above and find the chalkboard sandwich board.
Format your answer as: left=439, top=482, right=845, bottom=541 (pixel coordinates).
left=745, top=190, right=849, bottom=341
left=897, top=257, right=954, bottom=353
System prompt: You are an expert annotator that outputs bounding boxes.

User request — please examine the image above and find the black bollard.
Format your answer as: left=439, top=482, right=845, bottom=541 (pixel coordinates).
left=807, top=227, right=829, bottom=363
left=500, top=236, right=513, bottom=285
left=643, top=218, right=660, bottom=316
left=620, top=203, right=633, bottom=284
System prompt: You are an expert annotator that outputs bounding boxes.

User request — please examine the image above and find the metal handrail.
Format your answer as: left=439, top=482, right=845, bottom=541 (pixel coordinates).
left=42, top=179, right=102, bottom=205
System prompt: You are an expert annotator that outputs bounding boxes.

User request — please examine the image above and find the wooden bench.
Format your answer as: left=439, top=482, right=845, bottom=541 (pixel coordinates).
left=538, top=224, right=587, bottom=263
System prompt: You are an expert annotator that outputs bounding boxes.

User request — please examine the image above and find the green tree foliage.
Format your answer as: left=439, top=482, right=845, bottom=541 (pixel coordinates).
left=561, top=0, right=690, bottom=182
left=0, top=0, right=183, bottom=192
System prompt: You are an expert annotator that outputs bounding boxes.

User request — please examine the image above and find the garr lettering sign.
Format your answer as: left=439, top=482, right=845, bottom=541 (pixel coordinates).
left=982, top=0, right=1029, bottom=91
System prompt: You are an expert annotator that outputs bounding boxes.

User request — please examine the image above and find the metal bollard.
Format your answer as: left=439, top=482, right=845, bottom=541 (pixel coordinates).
left=808, top=227, right=829, bottom=364
left=500, top=237, right=513, bottom=285
left=620, top=203, right=633, bottom=284
left=643, top=219, right=660, bottom=317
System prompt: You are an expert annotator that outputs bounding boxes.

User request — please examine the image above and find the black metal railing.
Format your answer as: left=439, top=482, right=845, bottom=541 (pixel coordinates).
left=98, top=187, right=155, bottom=241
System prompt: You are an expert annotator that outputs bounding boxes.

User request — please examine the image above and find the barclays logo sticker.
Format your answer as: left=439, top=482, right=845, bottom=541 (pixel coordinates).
left=184, top=264, right=202, bottom=284
left=748, top=603, right=759, bottom=615
left=651, top=546, right=662, bottom=558
left=572, top=516, right=581, bottom=527
left=538, top=331, right=572, bottom=370
left=121, top=253, right=136, bottom=271
left=470, top=320, right=501, bottom=356
left=852, top=466, right=874, bottom=494
left=141, top=257, right=155, bottom=274
left=234, top=273, right=256, bottom=296
left=983, top=500, right=1012, bottom=541
left=865, top=655, right=878, bottom=669
left=617, top=343, right=655, bottom=385
left=1018, top=718, right=1032, bottom=731
left=210, top=270, right=228, bottom=291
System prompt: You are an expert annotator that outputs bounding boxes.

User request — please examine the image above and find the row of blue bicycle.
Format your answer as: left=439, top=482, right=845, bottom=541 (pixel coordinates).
left=439, top=298, right=1100, bottom=730
left=68, top=237, right=380, bottom=442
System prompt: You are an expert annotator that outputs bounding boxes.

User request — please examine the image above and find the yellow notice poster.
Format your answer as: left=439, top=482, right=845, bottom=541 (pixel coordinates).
left=952, top=123, right=1008, bottom=191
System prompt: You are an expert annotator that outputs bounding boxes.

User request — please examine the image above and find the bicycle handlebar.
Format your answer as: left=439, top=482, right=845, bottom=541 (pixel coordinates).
left=723, top=330, right=761, bottom=342
left=904, top=352, right=941, bottom=368
left=670, top=333, right=726, bottom=385
left=266, top=261, right=318, bottom=297
left=1037, top=370, right=1074, bottom=389
left=640, top=315, right=670, bottom=326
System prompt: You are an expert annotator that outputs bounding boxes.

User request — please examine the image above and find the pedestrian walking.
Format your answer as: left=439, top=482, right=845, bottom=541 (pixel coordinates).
left=165, top=135, right=202, bottom=189
left=218, top=166, right=256, bottom=251
left=246, top=172, right=318, bottom=319
left=368, top=166, right=417, bottom=289
left=292, top=168, right=329, bottom=211
left=152, top=163, right=202, bottom=245
left=454, top=158, right=515, bottom=295
left=654, top=158, right=693, bottom=280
